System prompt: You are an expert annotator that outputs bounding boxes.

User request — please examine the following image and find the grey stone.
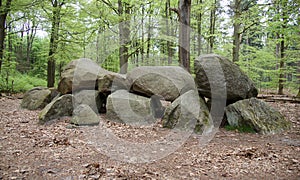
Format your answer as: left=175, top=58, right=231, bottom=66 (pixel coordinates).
left=127, top=66, right=196, bottom=102
left=98, top=73, right=129, bottom=93
left=73, top=90, right=102, bottom=113
left=71, top=104, right=99, bottom=126
left=58, top=58, right=108, bottom=94
left=21, top=87, right=52, bottom=110
left=225, top=98, right=291, bottom=134
left=106, top=90, right=162, bottom=125
left=194, top=54, right=258, bottom=103
left=58, top=58, right=128, bottom=94
left=162, top=90, right=213, bottom=133
left=39, top=94, right=73, bottom=124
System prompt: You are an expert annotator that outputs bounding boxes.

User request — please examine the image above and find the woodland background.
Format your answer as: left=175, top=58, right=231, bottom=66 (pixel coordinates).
left=0, top=0, right=299, bottom=95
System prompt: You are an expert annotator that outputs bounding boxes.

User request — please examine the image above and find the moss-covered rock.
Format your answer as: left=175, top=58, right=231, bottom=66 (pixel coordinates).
left=162, top=90, right=213, bottom=133
left=39, top=94, right=73, bottom=124
left=225, top=98, right=291, bottom=134
left=21, top=87, right=52, bottom=110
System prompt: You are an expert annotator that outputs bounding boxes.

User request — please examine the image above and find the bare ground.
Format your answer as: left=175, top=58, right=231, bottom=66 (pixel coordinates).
left=0, top=96, right=299, bottom=179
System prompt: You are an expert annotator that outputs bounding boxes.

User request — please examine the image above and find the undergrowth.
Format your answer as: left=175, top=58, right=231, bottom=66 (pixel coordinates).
left=224, top=124, right=256, bottom=133
left=0, top=72, right=47, bottom=93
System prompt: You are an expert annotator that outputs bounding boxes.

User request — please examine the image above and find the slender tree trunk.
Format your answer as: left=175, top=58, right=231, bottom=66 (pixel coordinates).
left=0, top=0, right=12, bottom=72
left=232, top=0, right=240, bottom=63
left=96, top=28, right=100, bottom=63
left=146, top=4, right=152, bottom=61
left=141, top=5, right=145, bottom=64
left=208, top=0, right=216, bottom=53
left=7, top=24, right=12, bottom=60
left=278, top=2, right=287, bottom=95
left=118, top=0, right=130, bottom=74
left=197, top=0, right=203, bottom=56
left=26, top=20, right=37, bottom=66
left=178, top=0, right=191, bottom=72
left=278, top=34, right=285, bottom=95
left=0, top=14, right=6, bottom=72
left=47, top=0, right=63, bottom=87
left=166, top=0, right=172, bottom=65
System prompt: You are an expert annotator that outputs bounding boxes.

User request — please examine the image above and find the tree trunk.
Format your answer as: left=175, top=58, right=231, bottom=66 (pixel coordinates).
left=141, top=5, right=145, bottom=64
left=0, top=13, right=6, bottom=72
left=166, top=0, right=172, bottom=65
left=277, top=34, right=285, bottom=95
left=208, top=0, right=216, bottom=53
left=26, top=20, right=37, bottom=65
left=0, top=0, right=12, bottom=72
left=118, top=0, right=130, bottom=74
left=47, top=0, right=63, bottom=87
left=146, top=4, right=152, bottom=61
left=232, top=0, right=240, bottom=63
left=197, top=0, right=203, bottom=56
left=178, top=0, right=191, bottom=72
left=277, top=2, right=287, bottom=95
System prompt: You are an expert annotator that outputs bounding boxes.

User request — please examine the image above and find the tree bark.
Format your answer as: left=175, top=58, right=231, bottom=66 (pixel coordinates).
left=232, top=0, right=241, bottom=62
left=208, top=0, right=217, bottom=53
left=277, top=1, right=287, bottom=95
left=0, top=0, right=13, bottom=72
left=178, top=0, right=191, bottom=72
left=146, top=4, right=152, bottom=61
left=118, top=0, right=130, bottom=74
left=141, top=5, right=145, bottom=64
left=47, top=0, right=64, bottom=87
left=26, top=20, right=37, bottom=65
left=197, top=0, right=203, bottom=56
left=277, top=33, right=285, bottom=95
left=166, top=0, right=173, bottom=65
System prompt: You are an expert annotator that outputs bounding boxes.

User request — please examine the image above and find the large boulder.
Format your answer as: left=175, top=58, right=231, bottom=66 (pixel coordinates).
left=71, top=104, right=99, bottom=126
left=39, top=94, right=73, bottom=124
left=98, top=73, right=129, bottom=93
left=73, top=90, right=104, bottom=113
left=106, top=90, right=162, bottom=125
left=162, top=90, right=213, bottom=133
left=225, top=98, right=291, bottom=135
left=194, top=54, right=258, bottom=103
left=58, top=58, right=127, bottom=94
left=127, top=66, right=196, bottom=102
left=58, top=59, right=101, bottom=94
left=21, top=87, right=57, bottom=110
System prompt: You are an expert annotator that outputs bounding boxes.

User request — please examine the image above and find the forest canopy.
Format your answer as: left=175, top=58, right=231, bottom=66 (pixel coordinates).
left=0, top=0, right=299, bottom=95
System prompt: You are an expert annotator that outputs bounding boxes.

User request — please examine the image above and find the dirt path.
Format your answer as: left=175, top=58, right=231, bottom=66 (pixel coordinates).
left=0, top=97, right=299, bottom=179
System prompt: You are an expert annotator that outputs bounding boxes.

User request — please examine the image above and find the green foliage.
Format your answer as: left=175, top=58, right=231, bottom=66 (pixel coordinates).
left=224, top=124, right=256, bottom=133
left=0, top=71, right=47, bottom=93
left=0, top=0, right=298, bottom=95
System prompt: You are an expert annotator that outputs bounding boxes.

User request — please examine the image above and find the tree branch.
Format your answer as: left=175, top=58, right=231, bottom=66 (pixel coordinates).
left=169, top=7, right=179, bottom=17
left=239, top=21, right=259, bottom=35
left=100, top=0, right=119, bottom=15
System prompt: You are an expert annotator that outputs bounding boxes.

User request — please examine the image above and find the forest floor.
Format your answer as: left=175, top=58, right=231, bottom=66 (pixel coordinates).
left=0, top=95, right=299, bottom=179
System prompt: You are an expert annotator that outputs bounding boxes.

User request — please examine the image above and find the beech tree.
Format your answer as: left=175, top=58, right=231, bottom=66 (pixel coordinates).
left=231, top=0, right=257, bottom=62
left=118, top=0, right=131, bottom=74
left=0, top=0, right=13, bottom=72
left=0, top=0, right=298, bottom=95
left=178, top=0, right=191, bottom=72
